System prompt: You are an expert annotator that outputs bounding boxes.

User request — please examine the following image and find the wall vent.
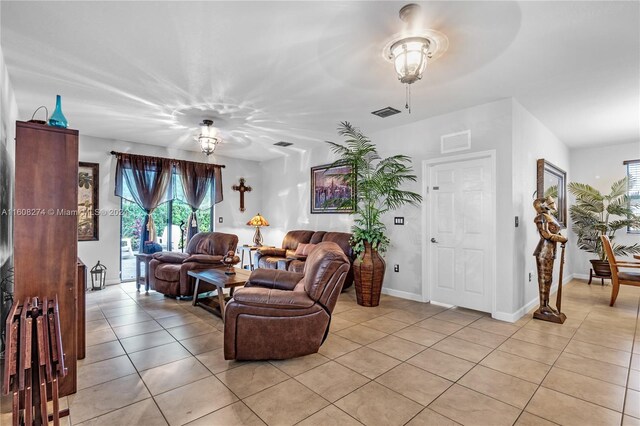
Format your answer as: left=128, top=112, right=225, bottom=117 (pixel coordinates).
left=441, top=130, right=471, bottom=154
left=274, top=141, right=293, bottom=147
left=371, top=107, right=401, bottom=118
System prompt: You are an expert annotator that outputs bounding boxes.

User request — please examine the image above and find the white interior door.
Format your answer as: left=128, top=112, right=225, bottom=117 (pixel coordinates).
left=428, top=157, right=494, bottom=312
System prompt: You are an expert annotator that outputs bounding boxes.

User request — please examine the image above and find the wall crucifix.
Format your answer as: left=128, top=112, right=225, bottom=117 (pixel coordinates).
left=232, top=177, right=252, bottom=212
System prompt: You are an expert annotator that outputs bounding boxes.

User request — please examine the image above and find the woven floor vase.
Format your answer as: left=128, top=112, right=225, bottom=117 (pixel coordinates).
left=354, top=242, right=386, bottom=307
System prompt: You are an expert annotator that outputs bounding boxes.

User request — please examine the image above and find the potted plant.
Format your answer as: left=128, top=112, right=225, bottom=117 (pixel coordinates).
left=326, top=122, right=422, bottom=307
left=568, top=177, right=640, bottom=278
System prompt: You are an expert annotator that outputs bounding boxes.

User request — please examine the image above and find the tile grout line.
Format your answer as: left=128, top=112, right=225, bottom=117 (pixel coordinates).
left=619, top=294, right=640, bottom=425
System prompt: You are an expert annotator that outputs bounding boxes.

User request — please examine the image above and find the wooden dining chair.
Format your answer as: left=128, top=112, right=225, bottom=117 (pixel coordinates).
left=601, top=236, right=640, bottom=306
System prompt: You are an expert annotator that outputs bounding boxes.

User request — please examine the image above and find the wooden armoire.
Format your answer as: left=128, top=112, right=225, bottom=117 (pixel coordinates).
left=14, top=121, right=79, bottom=396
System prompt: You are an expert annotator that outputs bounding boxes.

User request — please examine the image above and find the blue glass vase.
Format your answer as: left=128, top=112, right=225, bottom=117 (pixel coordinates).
left=49, top=95, right=68, bottom=128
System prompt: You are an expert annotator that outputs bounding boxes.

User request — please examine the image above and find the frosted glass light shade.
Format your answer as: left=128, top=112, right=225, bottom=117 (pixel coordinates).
left=390, top=36, right=430, bottom=84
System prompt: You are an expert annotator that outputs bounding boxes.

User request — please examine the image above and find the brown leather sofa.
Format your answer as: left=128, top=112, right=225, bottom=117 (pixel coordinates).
left=254, top=230, right=354, bottom=290
left=149, top=232, right=238, bottom=297
left=224, top=242, right=350, bottom=360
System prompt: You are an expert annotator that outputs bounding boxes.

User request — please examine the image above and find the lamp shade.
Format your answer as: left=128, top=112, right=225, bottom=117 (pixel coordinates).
left=247, top=213, right=269, bottom=227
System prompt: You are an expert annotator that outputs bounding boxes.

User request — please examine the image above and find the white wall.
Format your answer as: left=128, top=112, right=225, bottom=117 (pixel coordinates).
left=260, top=148, right=354, bottom=248
left=511, top=100, right=571, bottom=319
left=258, top=98, right=578, bottom=321
left=569, top=141, right=640, bottom=277
left=370, top=99, right=515, bottom=309
left=78, top=135, right=261, bottom=284
left=261, top=99, right=519, bottom=311
left=0, top=29, right=19, bottom=277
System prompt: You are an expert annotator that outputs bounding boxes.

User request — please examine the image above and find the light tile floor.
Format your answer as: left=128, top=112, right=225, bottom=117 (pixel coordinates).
left=2, top=279, right=639, bottom=426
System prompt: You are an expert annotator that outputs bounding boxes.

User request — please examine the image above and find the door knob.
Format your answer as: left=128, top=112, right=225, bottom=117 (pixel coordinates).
left=430, top=238, right=438, bottom=243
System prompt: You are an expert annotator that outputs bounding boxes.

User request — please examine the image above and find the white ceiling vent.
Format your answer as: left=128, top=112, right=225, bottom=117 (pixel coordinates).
left=441, top=130, right=471, bottom=154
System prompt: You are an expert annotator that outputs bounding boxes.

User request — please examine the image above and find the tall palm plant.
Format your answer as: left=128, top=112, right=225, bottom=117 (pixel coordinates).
left=568, top=177, right=640, bottom=261
left=326, top=122, right=422, bottom=257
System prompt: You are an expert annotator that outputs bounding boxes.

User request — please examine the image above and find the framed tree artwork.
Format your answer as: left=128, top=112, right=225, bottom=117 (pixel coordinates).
left=78, top=162, right=99, bottom=241
left=310, top=163, right=355, bottom=214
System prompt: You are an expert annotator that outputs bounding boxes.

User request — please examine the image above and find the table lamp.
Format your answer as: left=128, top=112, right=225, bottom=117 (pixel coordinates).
left=247, top=213, right=269, bottom=247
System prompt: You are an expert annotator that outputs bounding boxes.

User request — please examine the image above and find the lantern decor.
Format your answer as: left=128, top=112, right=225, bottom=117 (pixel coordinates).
left=90, top=261, right=107, bottom=291
left=247, top=213, right=269, bottom=247
left=223, top=251, right=240, bottom=276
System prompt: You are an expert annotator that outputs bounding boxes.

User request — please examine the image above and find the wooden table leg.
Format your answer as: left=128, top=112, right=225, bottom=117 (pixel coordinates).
left=192, top=278, right=201, bottom=307
left=217, top=287, right=226, bottom=322
left=136, top=257, right=141, bottom=292
left=144, top=259, right=150, bottom=293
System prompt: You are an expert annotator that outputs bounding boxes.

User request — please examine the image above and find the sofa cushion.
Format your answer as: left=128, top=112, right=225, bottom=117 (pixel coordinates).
left=321, top=232, right=353, bottom=258
left=303, top=242, right=349, bottom=301
left=258, top=256, right=281, bottom=269
left=282, top=230, right=314, bottom=250
left=294, top=243, right=317, bottom=257
left=152, top=252, right=188, bottom=263
left=155, top=263, right=181, bottom=281
left=288, top=259, right=305, bottom=273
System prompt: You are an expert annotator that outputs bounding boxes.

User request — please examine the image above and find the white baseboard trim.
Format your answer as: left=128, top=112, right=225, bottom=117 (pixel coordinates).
left=381, top=288, right=423, bottom=302
left=106, top=279, right=122, bottom=286
left=573, top=273, right=589, bottom=280
left=492, top=274, right=575, bottom=323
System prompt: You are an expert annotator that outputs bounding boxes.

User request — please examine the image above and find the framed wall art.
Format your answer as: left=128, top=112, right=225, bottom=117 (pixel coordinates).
left=78, top=162, right=99, bottom=241
left=310, top=163, right=355, bottom=214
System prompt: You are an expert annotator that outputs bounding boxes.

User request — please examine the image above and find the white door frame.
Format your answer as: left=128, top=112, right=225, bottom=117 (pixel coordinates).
left=421, top=150, right=497, bottom=316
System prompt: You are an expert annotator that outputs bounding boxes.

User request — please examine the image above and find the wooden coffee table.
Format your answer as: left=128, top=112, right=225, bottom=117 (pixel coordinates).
left=189, top=268, right=251, bottom=321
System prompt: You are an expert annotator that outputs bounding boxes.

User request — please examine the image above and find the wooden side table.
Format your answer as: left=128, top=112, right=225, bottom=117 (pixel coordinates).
left=135, top=253, right=153, bottom=293
left=189, top=268, right=251, bottom=321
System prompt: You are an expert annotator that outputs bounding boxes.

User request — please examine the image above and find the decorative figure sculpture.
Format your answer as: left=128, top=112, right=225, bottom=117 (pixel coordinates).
left=533, top=196, right=568, bottom=324
left=223, top=250, right=240, bottom=275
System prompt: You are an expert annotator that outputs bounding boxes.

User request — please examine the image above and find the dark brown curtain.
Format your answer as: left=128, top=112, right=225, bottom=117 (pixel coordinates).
left=176, top=160, right=224, bottom=241
left=115, top=153, right=174, bottom=245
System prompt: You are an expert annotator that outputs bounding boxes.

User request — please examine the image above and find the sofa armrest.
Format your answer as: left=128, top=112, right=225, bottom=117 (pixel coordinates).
left=232, top=287, right=314, bottom=309
left=184, top=254, right=224, bottom=264
left=245, top=268, right=304, bottom=290
left=287, top=255, right=307, bottom=261
left=256, top=247, right=287, bottom=257
left=152, top=252, right=189, bottom=264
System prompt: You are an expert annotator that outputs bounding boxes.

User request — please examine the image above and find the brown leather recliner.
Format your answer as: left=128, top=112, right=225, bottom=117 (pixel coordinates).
left=149, top=232, right=238, bottom=297
left=224, top=242, right=350, bottom=360
left=254, top=230, right=354, bottom=290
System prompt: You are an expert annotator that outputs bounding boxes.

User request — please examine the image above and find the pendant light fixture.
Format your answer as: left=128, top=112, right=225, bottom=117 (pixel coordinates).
left=195, top=119, right=219, bottom=156
left=384, top=4, right=448, bottom=113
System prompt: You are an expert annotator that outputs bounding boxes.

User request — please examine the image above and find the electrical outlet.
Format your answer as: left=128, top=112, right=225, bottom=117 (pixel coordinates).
left=528, top=271, right=533, bottom=282
left=394, top=264, right=399, bottom=272
left=218, top=217, right=223, bottom=223
left=515, top=216, right=519, bottom=227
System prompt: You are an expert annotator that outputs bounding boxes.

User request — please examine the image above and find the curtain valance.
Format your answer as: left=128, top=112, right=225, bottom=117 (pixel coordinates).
left=113, top=151, right=225, bottom=244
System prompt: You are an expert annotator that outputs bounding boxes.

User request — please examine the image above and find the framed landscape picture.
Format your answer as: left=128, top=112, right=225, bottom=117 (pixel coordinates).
left=78, top=162, right=99, bottom=241
left=310, top=163, right=355, bottom=214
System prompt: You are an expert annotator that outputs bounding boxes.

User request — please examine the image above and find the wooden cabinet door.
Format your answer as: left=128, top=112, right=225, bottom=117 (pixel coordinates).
left=14, top=121, right=79, bottom=396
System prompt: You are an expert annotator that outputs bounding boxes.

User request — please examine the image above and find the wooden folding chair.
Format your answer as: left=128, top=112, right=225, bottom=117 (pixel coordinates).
left=601, top=235, right=640, bottom=306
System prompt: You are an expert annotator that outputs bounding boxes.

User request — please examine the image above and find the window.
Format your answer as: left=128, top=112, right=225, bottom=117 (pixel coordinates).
left=627, top=159, right=640, bottom=233
left=119, top=169, right=215, bottom=281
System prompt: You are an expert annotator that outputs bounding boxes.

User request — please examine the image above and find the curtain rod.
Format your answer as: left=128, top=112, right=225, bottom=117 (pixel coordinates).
left=109, top=150, right=225, bottom=168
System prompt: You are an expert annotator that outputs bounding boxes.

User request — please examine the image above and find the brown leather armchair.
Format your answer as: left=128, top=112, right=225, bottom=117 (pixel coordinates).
left=149, top=232, right=238, bottom=297
left=224, top=242, right=350, bottom=360
left=254, top=230, right=354, bottom=290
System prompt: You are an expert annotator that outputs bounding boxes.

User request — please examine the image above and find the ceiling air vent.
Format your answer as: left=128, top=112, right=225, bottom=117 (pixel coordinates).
left=371, top=107, right=401, bottom=118
left=274, top=141, right=293, bottom=147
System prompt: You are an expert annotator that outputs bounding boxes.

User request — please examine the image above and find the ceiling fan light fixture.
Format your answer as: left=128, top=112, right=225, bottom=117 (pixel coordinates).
left=196, top=119, right=220, bottom=156
left=390, top=36, right=431, bottom=85
left=384, top=3, right=447, bottom=113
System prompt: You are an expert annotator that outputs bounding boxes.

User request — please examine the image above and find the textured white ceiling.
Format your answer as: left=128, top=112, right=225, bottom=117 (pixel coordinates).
left=2, top=1, right=638, bottom=161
